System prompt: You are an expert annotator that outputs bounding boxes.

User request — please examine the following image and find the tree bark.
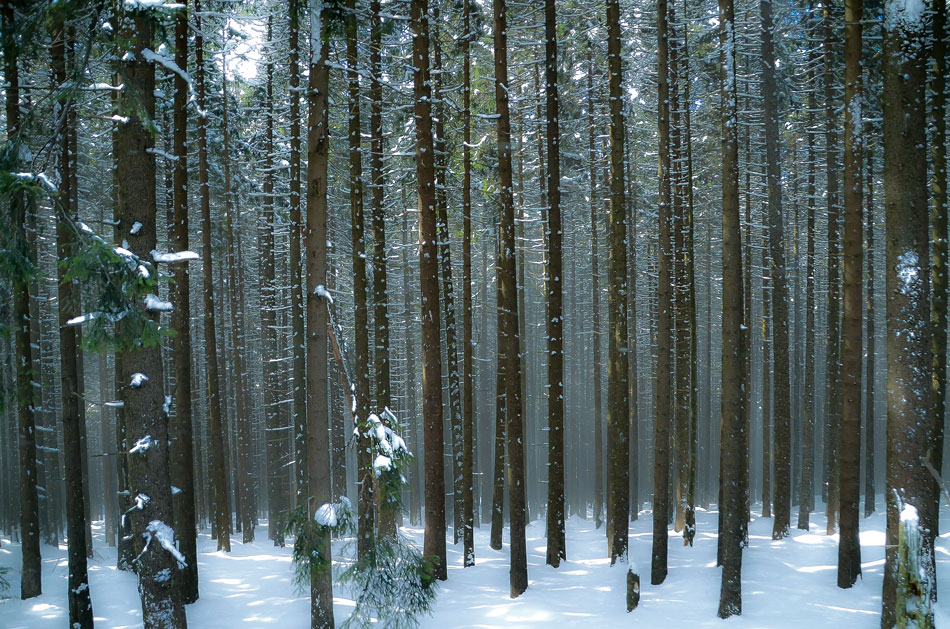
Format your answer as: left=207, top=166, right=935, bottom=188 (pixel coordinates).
left=3, top=0, right=41, bottom=601
left=797, top=1, right=818, bottom=529
left=761, top=0, right=792, bottom=539
left=544, top=0, right=566, bottom=568
left=52, top=19, right=93, bottom=626
left=289, top=0, right=307, bottom=511
left=718, top=0, right=744, bottom=614
left=652, top=0, right=673, bottom=586
left=344, top=0, right=375, bottom=560
left=169, top=2, right=199, bottom=600
left=881, top=1, right=935, bottom=622
left=605, top=0, right=630, bottom=567
left=195, top=0, right=230, bottom=553
left=461, top=0, right=476, bottom=568
left=411, top=0, right=448, bottom=582
left=115, top=7, right=188, bottom=625
left=492, top=0, right=528, bottom=597
left=823, top=0, right=842, bottom=536
left=837, top=0, right=863, bottom=587
left=306, top=8, right=335, bottom=620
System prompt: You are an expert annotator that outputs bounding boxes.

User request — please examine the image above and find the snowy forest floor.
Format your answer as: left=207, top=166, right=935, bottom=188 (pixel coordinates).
left=3, top=503, right=950, bottom=627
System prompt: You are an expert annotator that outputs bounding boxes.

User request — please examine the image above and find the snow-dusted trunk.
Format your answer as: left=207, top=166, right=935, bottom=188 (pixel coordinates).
left=930, top=0, right=948, bottom=504
left=195, top=0, right=230, bottom=554
left=260, top=15, right=282, bottom=545
left=430, top=9, right=463, bottom=546
left=52, top=16, right=94, bottom=626
left=368, top=0, right=395, bottom=540
left=492, top=0, right=528, bottom=598
left=288, top=0, right=307, bottom=511
left=652, top=0, right=673, bottom=587
left=823, top=0, right=842, bottom=537
left=411, top=0, right=448, bottom=582
left=587, top=46, right=604, bottom=534
left=544, top=0, right=566, bottom=570
left=838, top=0, right=864, bottom=587
left=305, top=2, right=334, bottom=618
left=115, top=7, right=187, bottom=626
left=4, top=0, right=41, bottom=600
left=461, top=0, right=476, bottom=568
left=882, top=0, right=936, bottom=622
left=761, top=0, right=792, bottom=541
left=605, top=0, right=630, bottom=569
left=169, top=2, right=199, bottom=601
left=344, top=0, right=375, bottom=561
left=797, top=1, right=818, bottom=529
left=718, top=0, right=744, bottom=615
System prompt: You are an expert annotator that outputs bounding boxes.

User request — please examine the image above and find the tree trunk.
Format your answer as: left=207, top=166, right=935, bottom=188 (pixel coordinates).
left=881, top=1, right=935, bottom=622
left=195, top=0, right=230, bottom=553
left=169, top=3, right=199, bottom=600
left=492, top=0, right=528, bottom=597
left=305, top=12, right=334, bottom=622
left=823, top=0, right=842, bottom=536
left=411, top=0, right=448, bottom=582
left=837, top=0, right=863, bottom=588
left=461, top=0, right=476, bottom=567
left=864, top=154, right=876, bottom=519
left=369, top=0, right=395, bottom=539
left=3, top=0, right=41, bottom=600
left=652, top=0, right=673, bottom=586
left=115, top=7, right=188, bottom=625
left=52, top=19, right=93, bottom=626
left=930, top=0, right=947, bottom=511
left=259, top=16, right=282, bottom=544
left=605, top=0, right=630, bottom=567
left=344, top=0, right=375, bottom=560
left=289, top=0, right=307, bottom=512
left=797, top=1, right=818, bottom=529
left=544, top=0, right=566, bottom=568
left=718, top=0, right=744, bottom=614
left=761, top=0, right=791, bottom=539
left=587, top=47, right=604, bottom=531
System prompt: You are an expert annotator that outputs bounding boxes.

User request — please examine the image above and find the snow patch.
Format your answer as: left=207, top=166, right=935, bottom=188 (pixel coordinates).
left=130, top=373, right=149, bottom=388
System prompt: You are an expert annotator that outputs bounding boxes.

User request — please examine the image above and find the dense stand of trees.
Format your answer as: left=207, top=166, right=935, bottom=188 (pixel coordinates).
left=0, top=0, right=946, bottom=626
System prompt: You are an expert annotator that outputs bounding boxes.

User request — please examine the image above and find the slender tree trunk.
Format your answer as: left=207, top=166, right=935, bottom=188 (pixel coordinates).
left=195, top=0, right=230, bottom=553
left=587, top=47, right=604, bottom=531
left=259, top=17, right=283, bottom=543
left=411, top=0, right=448, bottom=582
left=652, top=0, right=673, bottom=586
left=544, top=0, right=566, bottom=568
left=368, top=0, right=395, bottom=539
left=930, top=0, right=947, bottom=506
left=430, top=13, right=464, bottom=546
left=605, top=0, right=630, bottom=567
left=461, top=0, right=476, bottom=567
left=3, top=0, right=41, bottom=600
left=492, top=0, right=528, bottom=597
left=838, top=0, right=863, bottom=587
left=864, top=155, right=876, bottom=519
left=670, top=8, right=690, bottom=535
left=798, top=3, right=818, bottom=529
left=52, top=20, right=93, bottom=626
left=718, top=0, right=744, bottom=614
left=823, top=0, right=842, bottom=536
left=169, top=3, right=199, bottom=600
left=289, top=0, right=307, bottom=513
left=116, top=7, right=188, bottom=625
left=761, top=0, right=791, bottom=539
left=305, top=10, right=334, bottom=622
left=344, top=0, right=375, bottom=560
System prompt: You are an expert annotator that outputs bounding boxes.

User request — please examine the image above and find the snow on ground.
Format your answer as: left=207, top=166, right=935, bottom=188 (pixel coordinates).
left=2, top=503, right=949, bottom=627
